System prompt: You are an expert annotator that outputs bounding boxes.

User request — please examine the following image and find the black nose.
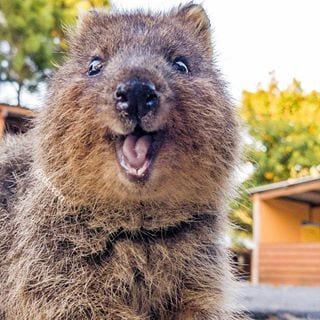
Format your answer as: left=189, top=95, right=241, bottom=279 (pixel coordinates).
left=114, top=78, right=159, bottom=119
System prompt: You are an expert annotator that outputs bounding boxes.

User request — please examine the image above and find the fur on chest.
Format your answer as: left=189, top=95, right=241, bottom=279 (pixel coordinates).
left=3, top=213, right=219, bottom=319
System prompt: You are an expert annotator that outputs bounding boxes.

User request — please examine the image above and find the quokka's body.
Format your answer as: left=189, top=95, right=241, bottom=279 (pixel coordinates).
left=0, top=3, right=247, bottom=319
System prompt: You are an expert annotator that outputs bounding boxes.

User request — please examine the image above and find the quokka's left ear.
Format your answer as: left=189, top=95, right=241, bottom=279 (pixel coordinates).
left=173, top=2, right=211, bottom=39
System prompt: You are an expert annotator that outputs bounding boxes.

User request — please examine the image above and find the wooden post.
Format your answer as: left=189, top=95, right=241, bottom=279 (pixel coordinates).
left=0, top=109, right=5, bottom=140
left=251, top=194, right=260, bottom=284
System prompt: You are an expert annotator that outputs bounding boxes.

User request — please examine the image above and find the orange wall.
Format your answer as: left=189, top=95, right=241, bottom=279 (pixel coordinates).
left=259, top=198, right=315, bottom=243
left=259, top=243, right=320, bottom=285
left=253, top=195, right=320, bottom=285
left=313, top=207, right=320, bottom=223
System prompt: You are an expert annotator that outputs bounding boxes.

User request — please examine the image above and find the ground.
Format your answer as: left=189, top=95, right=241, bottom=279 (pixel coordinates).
left=237, top=283, right=320, bottom=320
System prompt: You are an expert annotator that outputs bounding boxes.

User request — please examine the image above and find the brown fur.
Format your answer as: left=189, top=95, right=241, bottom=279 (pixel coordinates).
left=0, top=3, right=247, bottom=319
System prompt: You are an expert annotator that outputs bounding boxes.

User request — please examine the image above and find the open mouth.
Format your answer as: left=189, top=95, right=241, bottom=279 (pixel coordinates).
left=114, top=126, right=163, bottom=181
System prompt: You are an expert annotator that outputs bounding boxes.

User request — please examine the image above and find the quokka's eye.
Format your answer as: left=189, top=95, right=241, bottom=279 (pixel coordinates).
left=172, top=57, right=189, bottom=74
left=87, top=57, right=104, bottom=76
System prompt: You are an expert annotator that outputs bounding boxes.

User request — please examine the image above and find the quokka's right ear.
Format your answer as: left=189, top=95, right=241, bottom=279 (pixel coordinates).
left=67, top=9, right=107, bottom=52
left=75, top=9, right=101, bottom=33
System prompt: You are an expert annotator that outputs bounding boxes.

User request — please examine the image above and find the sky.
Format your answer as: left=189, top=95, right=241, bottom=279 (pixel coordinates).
left=2, top=0, right=320, bottom=107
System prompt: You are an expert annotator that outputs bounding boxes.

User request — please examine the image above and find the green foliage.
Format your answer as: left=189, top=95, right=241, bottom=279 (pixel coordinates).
left=231, top=78, right=320, bottom=245
left=0, top=0, right=110, bottom=105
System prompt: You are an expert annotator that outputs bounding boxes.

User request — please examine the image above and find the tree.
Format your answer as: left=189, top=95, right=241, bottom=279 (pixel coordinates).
left=242, top=77, right=320, bottom=184
left=0, top=0, right=110, bottom=105
left=231, top=78, right=320, bottom=244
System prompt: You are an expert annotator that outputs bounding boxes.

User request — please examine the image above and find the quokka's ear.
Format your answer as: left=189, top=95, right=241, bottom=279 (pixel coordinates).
left=67, top=9, right=107, bottom=51
left=174, top=2, right=211, bottom=38
left=75, top=9, right=101, bottom=32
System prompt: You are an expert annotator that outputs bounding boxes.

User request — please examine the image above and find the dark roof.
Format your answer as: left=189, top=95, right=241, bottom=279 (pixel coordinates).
left=248, top=176, right=320, bottom=194
left=248, top=176, right=320, bottom=207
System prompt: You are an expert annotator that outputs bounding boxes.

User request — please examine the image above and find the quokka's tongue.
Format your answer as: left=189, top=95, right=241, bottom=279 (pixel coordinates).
left=123, top=134, right=152, bottom=169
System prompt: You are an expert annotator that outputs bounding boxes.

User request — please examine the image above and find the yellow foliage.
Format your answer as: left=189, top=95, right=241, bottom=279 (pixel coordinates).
left=240, top=77, right=320, bottom=185
left=264, top=172, right=274, bottom=180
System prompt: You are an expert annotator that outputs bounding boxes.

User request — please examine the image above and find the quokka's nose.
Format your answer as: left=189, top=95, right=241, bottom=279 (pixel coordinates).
left=114, top=78, right=159, bottom=119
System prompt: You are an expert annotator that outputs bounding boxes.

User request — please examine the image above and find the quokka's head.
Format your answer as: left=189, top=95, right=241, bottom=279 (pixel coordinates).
left=36, top=3, right=239, bottom=206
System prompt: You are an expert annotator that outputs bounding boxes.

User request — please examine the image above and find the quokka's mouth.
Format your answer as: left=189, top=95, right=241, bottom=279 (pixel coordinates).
left=114, top=126, right=164, bottom=181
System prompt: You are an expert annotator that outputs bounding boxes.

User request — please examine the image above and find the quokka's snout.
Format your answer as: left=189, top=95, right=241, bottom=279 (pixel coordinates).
left=114, top=77, right=159, bottom=121
left=103, top=52, right=174, bottom=134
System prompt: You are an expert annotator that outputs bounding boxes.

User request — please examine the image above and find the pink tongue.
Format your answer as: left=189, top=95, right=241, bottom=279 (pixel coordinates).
left=123, top=135, right=152, bottom=169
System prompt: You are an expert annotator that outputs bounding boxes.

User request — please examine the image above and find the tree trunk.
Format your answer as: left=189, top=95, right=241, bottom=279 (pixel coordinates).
left=16, top=83, right=22, bottom=106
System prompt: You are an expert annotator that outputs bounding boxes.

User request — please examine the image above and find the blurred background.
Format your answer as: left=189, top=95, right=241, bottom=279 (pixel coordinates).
left=1, top=1, right=320, bottom=319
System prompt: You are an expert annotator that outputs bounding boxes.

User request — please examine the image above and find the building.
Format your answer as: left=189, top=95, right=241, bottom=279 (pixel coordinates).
left=0, top=103, right=34, bottom=139
left=249, top=176, right=320, bottom=286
